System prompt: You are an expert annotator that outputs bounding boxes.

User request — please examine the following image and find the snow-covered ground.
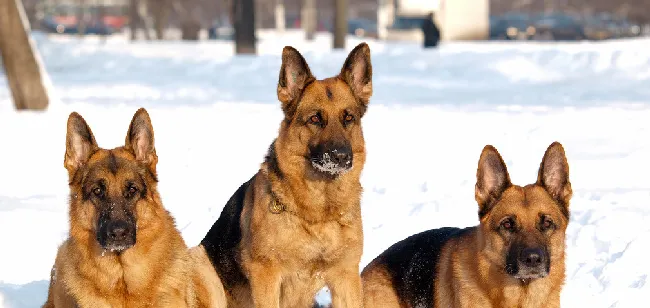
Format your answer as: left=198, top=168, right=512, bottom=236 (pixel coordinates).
left=1, top=31, right=650, bottom=307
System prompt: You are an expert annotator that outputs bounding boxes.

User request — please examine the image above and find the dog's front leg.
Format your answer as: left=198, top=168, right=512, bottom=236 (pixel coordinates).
left=326, top=266, right=363, bottom=308
left=249, top=262, right=282, bottom=308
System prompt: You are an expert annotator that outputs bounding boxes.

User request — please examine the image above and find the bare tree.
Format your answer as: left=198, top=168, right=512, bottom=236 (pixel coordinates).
left=152, top=0, right=171, bottom=39
left=233, top=0, right=256, bottom=54
left=172, top=0, right=202, bottom=40
left=130, top=0, right=139, bottom=40
left=333, top=0, right=347, bottom=49
left=98, top=1, right=108, bottom=43
left=0, top=0, right=49, bottom=110
left=137, top=0, right=155, bottom=40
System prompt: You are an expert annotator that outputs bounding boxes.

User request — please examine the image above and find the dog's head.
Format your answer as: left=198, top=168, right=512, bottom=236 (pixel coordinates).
left=272, top=43, right=372, bottom=180
left=475, top=142, right=572, bottom=281
left=64, top=108, right=159, bottom=254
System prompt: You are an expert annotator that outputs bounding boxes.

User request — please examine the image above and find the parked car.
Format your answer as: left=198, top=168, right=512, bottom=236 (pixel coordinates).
left=208, top=20, right=234, bottom=40
left=41, top=15, right=114, bottom=35
left=613, top=19, right=642, bottom=38
left=581, top=15, right=616, bottom=40
left=285, top=14, right=330, bottom=32
left=532, top=13, right=585, bottom=41
left=389, top=15, right=426, bottom=31
left=348, top=18, right=378, bottom=38
left=490, top=13, right=536, bottom=40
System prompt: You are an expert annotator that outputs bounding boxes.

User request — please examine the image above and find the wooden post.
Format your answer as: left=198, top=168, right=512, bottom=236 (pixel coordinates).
left=233, top=0, right=256, bottom=54
left=0, top=0, right=50, bottom=110
left=333, top=0, right=347, bottom=49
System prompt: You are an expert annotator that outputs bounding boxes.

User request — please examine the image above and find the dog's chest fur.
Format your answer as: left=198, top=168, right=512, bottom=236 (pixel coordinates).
left=262, top=213, right=357, bottom=265
left=245, top=180, right=362, bottom=269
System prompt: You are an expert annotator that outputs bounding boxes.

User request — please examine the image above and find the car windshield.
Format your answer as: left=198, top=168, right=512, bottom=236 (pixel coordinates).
left=537, top=15, right=577, bottom=27
left=392, top=17, right=425, bottom=29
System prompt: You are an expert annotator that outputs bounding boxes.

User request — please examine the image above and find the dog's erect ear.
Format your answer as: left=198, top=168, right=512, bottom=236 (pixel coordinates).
left=339, top=42, right=372, bottom=106
left=475, top=145, right=511, bottom=218
left=125, top=108, right=158, bottom=170
left=65, top=112, right=99, bottom=176
left=277, top=46, right=315, bottom=118
left=537, top=142, right=572, bottom=216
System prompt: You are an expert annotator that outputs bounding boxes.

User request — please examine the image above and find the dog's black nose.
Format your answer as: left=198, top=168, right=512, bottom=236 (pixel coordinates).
left=107, top=221, right=132, bottom=242
left=330, top=148, right=352, bottom=166
left=520, top=248, right=546, bottom=268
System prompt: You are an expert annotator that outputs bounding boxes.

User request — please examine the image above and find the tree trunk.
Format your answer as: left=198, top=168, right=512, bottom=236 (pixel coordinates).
left=333, top=0, right=347, bottom=49
left=98, top=2, right=107, bottom=43
left=233, top=0, right=256, bottom=54
left=302, top=0, right=315, bottom=40
left=130, top=0, right=139, bottom=40
left=152, top=0, right=170, bottom=40
left=138, top=0, right=154, bottom=40
left=77, top=0, right=87, bottom=37
left=0, top=0, right=49, bottom=110
left=172, top=0, right=202, bottom=41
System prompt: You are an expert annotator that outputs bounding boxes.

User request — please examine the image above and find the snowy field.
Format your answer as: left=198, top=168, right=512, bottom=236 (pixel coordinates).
left=1, top=30, right=650, bottom=307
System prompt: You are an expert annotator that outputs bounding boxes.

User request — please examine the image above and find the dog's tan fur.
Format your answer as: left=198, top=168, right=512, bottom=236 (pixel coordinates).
left=201, top=43, right=373, bottom=308
left=43, top=109, right=226, bottom=308
left=362, top=142, right=571, bottom=308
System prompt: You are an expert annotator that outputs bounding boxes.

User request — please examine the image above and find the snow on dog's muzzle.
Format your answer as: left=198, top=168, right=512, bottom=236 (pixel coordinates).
left=309, top=142, right=353, bottom=176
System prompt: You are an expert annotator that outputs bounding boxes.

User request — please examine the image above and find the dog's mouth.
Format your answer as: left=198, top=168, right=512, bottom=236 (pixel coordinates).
left=101, top=242, right=135, bottom=254
left=505, top=262, right=549, bottom=280
left=512, top=269, right=549, bottom=280
left=310, top=152, right=352, bottom=176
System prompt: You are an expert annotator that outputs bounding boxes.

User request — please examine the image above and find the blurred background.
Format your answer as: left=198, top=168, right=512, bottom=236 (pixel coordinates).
left=15, top=0, right=650, bottom=45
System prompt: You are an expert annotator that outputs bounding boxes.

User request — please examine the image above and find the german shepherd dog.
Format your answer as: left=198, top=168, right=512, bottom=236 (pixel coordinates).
left=361, top=142, right=572, bottom=308
left=43, top=109, right=226, bottom=308
left=200, top=43, right=373, bottom=308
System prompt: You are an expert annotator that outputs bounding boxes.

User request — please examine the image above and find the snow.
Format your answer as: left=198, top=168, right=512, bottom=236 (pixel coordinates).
left=1, top=30, right=650, bottom=307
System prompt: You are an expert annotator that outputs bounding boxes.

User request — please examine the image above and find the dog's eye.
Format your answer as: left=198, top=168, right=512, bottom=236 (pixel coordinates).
left=344, top=114, right=354, bottom=123
left=128, top=186, right=138, bottom=195
left=309, top=115, right=321, bottom=124
left=541, top=217, right=554, bottom=230
left=501, top=218, right=516, bottom=231
left=92, top=187, right=103, bottom=197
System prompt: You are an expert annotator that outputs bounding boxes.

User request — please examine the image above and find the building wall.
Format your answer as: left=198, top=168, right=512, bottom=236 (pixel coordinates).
left=397, top=0, right=440, bottom=15
left=440, top=0, right=489, bottom=40
left=380, top=0, right=489, bottom=42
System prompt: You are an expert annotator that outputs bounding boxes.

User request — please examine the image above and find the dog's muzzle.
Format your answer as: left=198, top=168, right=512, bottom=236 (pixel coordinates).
left=97, top=219, right=136, bottom=253
left=508, top=247, right=550, bottom=279
left=309, top=142, right=353, bottom=176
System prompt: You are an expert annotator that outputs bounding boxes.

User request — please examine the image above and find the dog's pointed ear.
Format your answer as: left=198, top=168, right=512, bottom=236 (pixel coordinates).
left=65, top=112, right=99, bottom=176
left=475, top=145, right=511, bottom=218
left=125, top=108, right=158, bottom=170
left=339, top=42, right=372, bottom=106
left=277, top=46, right=315, bottom=118
left=537, top=142, right=572, bottom=215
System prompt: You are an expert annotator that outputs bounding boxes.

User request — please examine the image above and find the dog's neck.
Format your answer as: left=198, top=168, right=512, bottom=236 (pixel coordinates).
left=262, top=143, right=363, bottom=223
left=69, top=200, right=180, bottom=294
